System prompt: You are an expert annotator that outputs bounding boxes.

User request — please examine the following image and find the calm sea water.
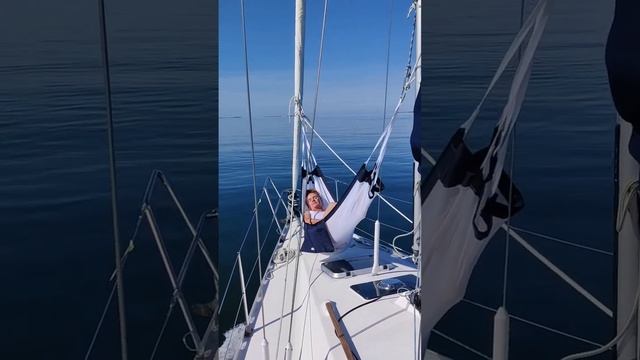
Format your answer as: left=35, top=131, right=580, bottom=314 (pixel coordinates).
left=1, top=0, right=217, bottom=359
left=219, top=0, right=616, bottom=359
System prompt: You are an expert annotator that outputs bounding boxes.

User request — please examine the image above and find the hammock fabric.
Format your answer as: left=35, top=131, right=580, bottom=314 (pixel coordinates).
left=300, top=165, right=383, bottom=253
left=418, top=0, right=549, bottom=352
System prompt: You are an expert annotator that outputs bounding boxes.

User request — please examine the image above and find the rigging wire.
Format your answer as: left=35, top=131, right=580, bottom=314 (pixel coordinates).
left=84, top=282, right=117, bottom=360
left=239, top=0, right=268, bottom=343
left=501, top=0, right=528, bottom=310
left=308, top=0, right=329, bottom=156
left=239, top=0, right=262, bottom=285
left=378, top=0, right=394, bottom=221
left=96, top=0, right=128, bottom=358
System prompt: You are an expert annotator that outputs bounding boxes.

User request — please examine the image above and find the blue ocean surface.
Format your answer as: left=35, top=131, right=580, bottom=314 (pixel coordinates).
left=1, top=0, right=217, bottom=359
left=219, top=0, right=616, bottom=359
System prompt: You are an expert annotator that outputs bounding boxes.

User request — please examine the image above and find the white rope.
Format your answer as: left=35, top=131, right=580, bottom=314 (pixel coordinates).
left=459, top=0, right=548, bottom=133
left=300, top=118, right=413, bottom=224
left=560, top=286, right=640, bottom=360
left=381, top=195, right=413, bottom=224
left=391, top=227, right=416, bottom=259
left=616, top=180, right=640, bottom=231
left=324, top=175, right=413, bottom=205
left=507, top=226, right=613, bottom=317
left=509, top=226, right=613, bottom=256
left=301, top=117, right=355, bottom=175
left=461, top=298, right=604, bottom=348
left=431, top=329, right=492, bottom=360
left=364, top=216, right=412, bottom=233
left=420, top=147, right=437, bottom=166
left=324, top=175, right=413, bottom=204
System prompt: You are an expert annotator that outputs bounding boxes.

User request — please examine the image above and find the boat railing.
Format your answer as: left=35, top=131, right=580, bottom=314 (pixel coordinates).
left=85, top=170, right=219, bottom=360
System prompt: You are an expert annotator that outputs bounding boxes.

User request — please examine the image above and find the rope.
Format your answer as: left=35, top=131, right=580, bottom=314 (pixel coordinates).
left=508, top=228, right=613, bottom=317
left=239, top=0, right=263, bottom=289
left=97, top=0, right=128, bottom=357
left=431, top=329, right=491, bottom=360
left=391, top=227, right=416, bottom=259
left=378, top=0, right=394, bottom=221
left=325, top=175, right=413, bottom=205
left=501, top=0, right=527, bottom=310
left=299, top=118, right=413, bottom=224
left=301, top=117, right=355, bottom=175
left=149, top=302, right=175, bottom=360
left=461, top=298, right=604, bottom=348
left=337, top=296, right=385, bottom=323
left=84, top=282, right=117, bottom=360
left=509, top=226, right=613, bottom=256
left=364, top=216, right=412, bottom=233
left=616, top=180, right=640, bottom=231
left=218, top=177, right=288, bottom=315
left=560, top=281, right=640, bottom=359
left=459, top=0, right=547, bottom=133
left=308, top=0, right=329, bottom=154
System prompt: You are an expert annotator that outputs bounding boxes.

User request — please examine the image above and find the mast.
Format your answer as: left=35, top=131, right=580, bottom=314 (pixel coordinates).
left=285, top=0, right=305, bottom=358
left=606, top=1, right=640, bottom=359
left=291, top=0, right=305, bottom=202
left=412, top=0, right=422, bottom=266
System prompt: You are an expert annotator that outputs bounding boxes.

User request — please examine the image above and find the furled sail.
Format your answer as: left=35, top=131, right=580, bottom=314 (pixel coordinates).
left=419, top=0, right=550, bottom=350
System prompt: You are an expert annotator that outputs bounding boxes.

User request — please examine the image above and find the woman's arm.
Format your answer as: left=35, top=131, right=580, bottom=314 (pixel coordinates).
left=325, top=202, right=337, bottom=214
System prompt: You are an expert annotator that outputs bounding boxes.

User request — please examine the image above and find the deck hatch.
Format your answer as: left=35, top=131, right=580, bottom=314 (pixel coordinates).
left=350, top=274, right=417, bottom=299
left=320, top=255, right=396, bottom=279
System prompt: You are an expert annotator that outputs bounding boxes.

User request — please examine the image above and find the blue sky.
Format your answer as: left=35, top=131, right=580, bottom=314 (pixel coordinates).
left=219, top=0, right=418, bottom=117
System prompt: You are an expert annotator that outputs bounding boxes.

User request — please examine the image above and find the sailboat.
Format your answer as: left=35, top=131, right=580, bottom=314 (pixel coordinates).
left=220, top=0, right=640, bottom=359
left=219, top=0, right=427, bottom=359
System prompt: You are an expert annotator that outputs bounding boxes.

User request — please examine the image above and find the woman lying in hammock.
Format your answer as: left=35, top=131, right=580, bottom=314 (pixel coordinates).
left=303, top=189, right=336, bottom=224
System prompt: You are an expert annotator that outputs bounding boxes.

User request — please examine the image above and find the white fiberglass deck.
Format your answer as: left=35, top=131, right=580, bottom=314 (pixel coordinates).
left=235, top=218, right=443, bottom=360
